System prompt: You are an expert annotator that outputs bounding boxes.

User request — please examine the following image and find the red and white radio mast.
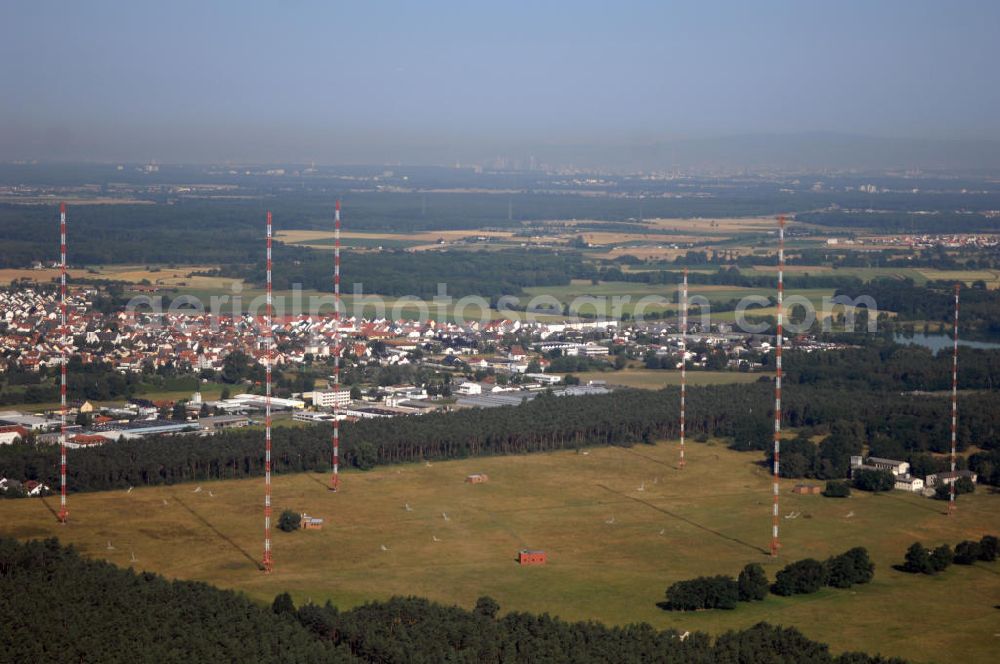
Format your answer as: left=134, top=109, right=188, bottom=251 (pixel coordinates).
left=330, top=200, right=342, bottom=492
left=262, top=211, right=274, bottom=573
left=771, top=215, right=786, bottom=557
left=679, top=267, right=688, bottom=469
left=58, top=202, right=69, bottom=524
left=949, top=284, right=959, bottom=515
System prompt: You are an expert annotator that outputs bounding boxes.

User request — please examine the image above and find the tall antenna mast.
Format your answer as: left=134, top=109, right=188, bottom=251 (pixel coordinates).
left=262, top=211, right=274, bottom=573
left=58, top=202, right=69, bottom=524
left=949, top=284, right=959, bottom=515
left=330, top=200, right=342, bottom=492
left=771, top=215, right=786, bottom=557
left=679, top=267, right=687, bottom=469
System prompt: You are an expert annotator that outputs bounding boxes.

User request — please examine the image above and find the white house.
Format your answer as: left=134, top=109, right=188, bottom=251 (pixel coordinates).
left=524, top=373, right=562, bottom=385
left=456, top=381, right=482, bottom=395
left=852, top=456, right=909, bottom=477
left=0, top=425, right=28, bottom=445
left=925, top=470, right=978, bottom=488
left=894, top=475, right=924, bottom=492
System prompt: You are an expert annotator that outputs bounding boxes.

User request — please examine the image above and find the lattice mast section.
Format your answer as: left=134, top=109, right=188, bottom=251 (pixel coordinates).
left=262, top=211, right=274, bottom=572
left=331, top=200, right=342, bottom=491
left=59, top=202, right=69, bottom=523
left=771, top=215, right=786, bottom=557
left=679, top=267, right=688, bottom=469
left=949, top=284, right=960, bottom=514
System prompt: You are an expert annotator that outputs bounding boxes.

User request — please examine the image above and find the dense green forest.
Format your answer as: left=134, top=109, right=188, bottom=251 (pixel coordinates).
left=4, top=366, right=1000, bottom=495
left=796, top=210, right=1000, bottom=233
left=837, top=280, right=1000, bottom=336
left=241, top=246, right=592, bottom=298
left=0, top=537, right=906, bottom=663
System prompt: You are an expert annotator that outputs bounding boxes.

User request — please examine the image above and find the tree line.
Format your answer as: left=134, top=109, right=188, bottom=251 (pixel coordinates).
left=901, top=535, right=998, bottom=575
left=4, top=373, right=1000, bottom=495
left=663, top=548, right=873, bottom=610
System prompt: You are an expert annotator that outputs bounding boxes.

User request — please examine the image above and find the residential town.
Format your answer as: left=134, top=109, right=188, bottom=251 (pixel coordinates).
left=0, top=283, right=839, bottom=447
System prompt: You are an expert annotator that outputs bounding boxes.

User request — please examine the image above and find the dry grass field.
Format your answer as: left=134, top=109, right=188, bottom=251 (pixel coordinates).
left=0, top=265, right=222, bottom=286
left=645, top=216, right=777, bottom=233
left=916, top=269, right=1000, bottom=287
left=2, top=442, right=997, bottom=663
left=276, top=229, right=515, bottom=244
left=0, top=268, right=93, bottom=283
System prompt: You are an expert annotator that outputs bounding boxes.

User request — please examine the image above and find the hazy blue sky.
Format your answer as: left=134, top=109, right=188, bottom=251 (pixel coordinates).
left=2, top=0, right=999, bottom=163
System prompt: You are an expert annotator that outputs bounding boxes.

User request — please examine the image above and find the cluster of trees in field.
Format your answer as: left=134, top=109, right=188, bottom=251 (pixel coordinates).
left=823, top=480, right=852, bottom=497
left=901, top=535, right=997, bottom=575
left=773, top=548, right=874, bottom=596
left=663, top=548, right=873, bottom=610
left=763, top=422, right=864, bottom=480
left=969, top=449, right=1000, bottom=486
left=662, top=564, right=768, bottom=610
left=851, top=469, right=896, bottom=493
left=0, top=537, right=907, bottom=664
left=4, top=371, right=1000, bottom=493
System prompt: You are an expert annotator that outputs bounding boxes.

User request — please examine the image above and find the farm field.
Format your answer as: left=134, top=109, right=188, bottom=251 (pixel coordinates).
left=524, top=281, right=840, bottom=321
left=0, top=265, right=222, bottom=286
left=2, top=443, right=997, bottom=663
left=645, top=216, right=776, bottom=233
left=569, top=370, right=771, bottom=389
left=0, top=267, right=94, bottom=284
left=275, top=229, right=523, bottom=251
left=916, top=268, right=1000, bottom=287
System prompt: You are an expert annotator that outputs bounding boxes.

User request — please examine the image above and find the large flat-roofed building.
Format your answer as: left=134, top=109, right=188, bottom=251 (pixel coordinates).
left=198, top=415, right=250, bottom=432
left=293, top=411, right=340, bottom=424
left=228, top=394, right=305, bottom=410
left=89, top=420, right=198, bottom=441
left=311, top=389, right=351, bottom=409
left=0, top=411, right=57, bottom=431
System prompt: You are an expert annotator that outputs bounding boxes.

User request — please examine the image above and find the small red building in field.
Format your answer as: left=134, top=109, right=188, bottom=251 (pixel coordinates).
left=517, top=549, right=547, bottom=565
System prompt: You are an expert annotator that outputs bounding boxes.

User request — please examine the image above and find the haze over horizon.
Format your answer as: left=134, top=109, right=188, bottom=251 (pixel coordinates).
left=3, top=1, right=999, bottom=169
